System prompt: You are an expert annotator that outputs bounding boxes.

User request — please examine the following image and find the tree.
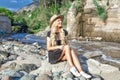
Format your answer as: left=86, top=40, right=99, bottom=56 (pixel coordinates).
left=0, top=8, right=14, bottom=25
left=67, top=0, right=85, bottom=39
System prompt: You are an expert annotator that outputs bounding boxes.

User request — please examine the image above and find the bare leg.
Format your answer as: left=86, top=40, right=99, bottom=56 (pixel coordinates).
left=71, top=49, right=82, bottom=72
left=59, top=45, right=74, bottom=67
left=59, top=45, right=92, bottom=78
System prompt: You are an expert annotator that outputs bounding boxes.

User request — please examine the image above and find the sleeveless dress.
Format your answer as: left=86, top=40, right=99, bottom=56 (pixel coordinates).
left=47, top=29, right=68, bottom=64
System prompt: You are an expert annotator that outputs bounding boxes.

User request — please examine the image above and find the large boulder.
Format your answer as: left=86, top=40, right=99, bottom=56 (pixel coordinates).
left=0, top=15, right=11, bottom=34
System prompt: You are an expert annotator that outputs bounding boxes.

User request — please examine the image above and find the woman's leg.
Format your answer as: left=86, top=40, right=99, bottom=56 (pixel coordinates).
left=59, top=45, right=74, bottom=67
left=71, top=49, right=92, bottom=78
left=59, top=45, right=91, bottom=78
left=70, top=49, right=82, bottom=72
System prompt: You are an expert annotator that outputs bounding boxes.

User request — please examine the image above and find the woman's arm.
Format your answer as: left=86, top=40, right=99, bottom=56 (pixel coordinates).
left=47, top=37, right=64, bottom=51
left=65, top=35, right=69, bottom=45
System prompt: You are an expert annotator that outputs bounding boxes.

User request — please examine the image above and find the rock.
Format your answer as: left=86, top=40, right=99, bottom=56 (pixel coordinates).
left=1, top=69, right=21, bottom=77
left=20, top=74, right=36, bottom=80
left=84, top=0, right=95, bottom=9
left=0, top=51, right=10, bottom=58
left=15, top=64, right=38, bottom=73
left=87, top=59, right=120, bottom=80
left=91, top=74, right=102, bottom=80
left=62, top=72, right=73, bottom=79
left=66, top=78, right=73, bottom=80
left=36, top=74, right=51, bottom=80
left=38, top=60, right=52, bottom=74
left=0, top=15, right=11, bottom=33
left=83, top=51, right=103, bottom=59
left=1, top=76, right=11, bottom=80
left=8, top=54, right=18, bottom=60
left=51, top=61, right=70, bottom=73
left=9, top=62, right=17, bottom=69
left=19, top=71, right=28, bottom=76
left=78, top=76, right=87, bottom=80
left=17, top=56, right=25, bottom=60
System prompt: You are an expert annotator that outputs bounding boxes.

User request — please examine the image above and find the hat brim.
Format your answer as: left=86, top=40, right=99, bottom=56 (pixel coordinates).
left=50, top=15, right=64, bottom=28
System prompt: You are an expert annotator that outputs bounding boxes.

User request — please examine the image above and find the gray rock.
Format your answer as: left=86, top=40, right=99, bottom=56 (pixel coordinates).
left=91, top=74, right=102, bottom=80
left=20, top=74, right=36, bottom=80
left=78, top=76, right=87, bottom=80
left=19, top=71, right=28, bottom=76
left=73, top=77, right=80, bottom=80
left=36, top=74, right=51, bottom=80
left=66, top=78, right=73, bottom=80
left=53, top=76, right=60, bottom=80
left=87, top=59, right=120, bottom=80
left=83, top=51, right=102, bottom=59
left=15, top=64, right=37, bottom=73
left=1, top=76, right=11, bottom=80
left=53, top=72, right=62, bottom=80
left=62, top=72, right=73, bottom=79
left=1, top=69, right=21, bottom=77
left=9, top=62, right=17, bottom=69
left=8, top=54, right=18, bottom=60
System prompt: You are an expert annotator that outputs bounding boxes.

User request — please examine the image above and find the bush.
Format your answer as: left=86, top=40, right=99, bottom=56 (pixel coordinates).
left=0, top=8, right=14, bottom=24
left=93, top=0, right=108, bottom=21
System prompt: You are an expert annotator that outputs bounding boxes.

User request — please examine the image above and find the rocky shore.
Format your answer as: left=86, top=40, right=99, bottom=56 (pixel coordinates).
left=0, top=33, right=120, bottom=80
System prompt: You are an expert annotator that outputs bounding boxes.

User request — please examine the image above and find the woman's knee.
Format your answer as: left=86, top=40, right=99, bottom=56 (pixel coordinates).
left=64, top=45, right=70, bottom=50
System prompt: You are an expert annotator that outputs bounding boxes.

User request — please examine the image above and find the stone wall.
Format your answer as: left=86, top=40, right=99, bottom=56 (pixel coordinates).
left=83, top=0, right=120, bottom=42
left=0, top=15, right=11, bottom=34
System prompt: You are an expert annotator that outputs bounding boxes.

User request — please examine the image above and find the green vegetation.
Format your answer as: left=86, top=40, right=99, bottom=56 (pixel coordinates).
left=73, top=0, right=84, bottom=13
left=93, top=0, right=108, bottom=21
left=0, top=8, right=14, bottom=24
left=14, top=0, right=72, bottom=33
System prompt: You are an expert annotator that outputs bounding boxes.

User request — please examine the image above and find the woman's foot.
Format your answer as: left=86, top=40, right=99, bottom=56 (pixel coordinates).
left=70, top=67, right=80, bottom=77
left=80, top=71, right=92, bottom=79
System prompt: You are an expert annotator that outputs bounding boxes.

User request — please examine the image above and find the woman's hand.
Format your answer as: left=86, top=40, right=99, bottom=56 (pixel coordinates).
left=59, top=45, right=64, bottom=49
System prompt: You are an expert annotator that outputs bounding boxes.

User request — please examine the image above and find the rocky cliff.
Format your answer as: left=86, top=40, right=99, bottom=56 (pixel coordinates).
left=16, top=3, right=37, bottom=13
left=67, top=0, right=120, bottom=42
left=0, top=15, right=11, bottom=34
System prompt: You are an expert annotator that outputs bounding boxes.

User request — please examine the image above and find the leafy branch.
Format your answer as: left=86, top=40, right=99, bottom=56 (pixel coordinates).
left=93, top=0, right=108, bottom=21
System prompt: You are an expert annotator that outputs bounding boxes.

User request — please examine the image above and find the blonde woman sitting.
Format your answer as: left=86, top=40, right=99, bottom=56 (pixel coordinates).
left=47, top=14, right=91, bottom=79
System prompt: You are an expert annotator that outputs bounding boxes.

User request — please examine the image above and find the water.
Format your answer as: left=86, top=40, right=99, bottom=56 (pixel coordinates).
left=0, top=0, right=33, bottom=11
left=6, top=33, right=46, bottom=47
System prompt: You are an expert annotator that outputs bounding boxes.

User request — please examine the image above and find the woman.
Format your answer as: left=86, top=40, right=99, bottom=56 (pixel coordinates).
left=47, top=14, right=91, bottom=78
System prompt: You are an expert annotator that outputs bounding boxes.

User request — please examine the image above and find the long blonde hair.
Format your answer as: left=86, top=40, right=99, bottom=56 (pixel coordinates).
left=50, top=20, right=67, bottom=46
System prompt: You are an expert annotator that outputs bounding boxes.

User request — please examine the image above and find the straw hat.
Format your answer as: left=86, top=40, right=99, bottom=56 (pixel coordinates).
left=49, top=14, right=64, bottom=28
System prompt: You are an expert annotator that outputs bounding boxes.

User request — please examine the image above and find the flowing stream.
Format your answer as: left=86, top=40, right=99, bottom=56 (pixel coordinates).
left=5, top=33, right=46, bottom=47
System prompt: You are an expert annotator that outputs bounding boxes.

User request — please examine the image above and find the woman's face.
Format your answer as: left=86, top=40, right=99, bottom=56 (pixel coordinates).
left=56, top=18, right=62, bottom=28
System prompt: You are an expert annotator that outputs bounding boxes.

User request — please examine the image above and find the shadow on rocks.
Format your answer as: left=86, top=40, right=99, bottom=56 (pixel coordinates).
left=78, top=55, right=104, bottom=80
